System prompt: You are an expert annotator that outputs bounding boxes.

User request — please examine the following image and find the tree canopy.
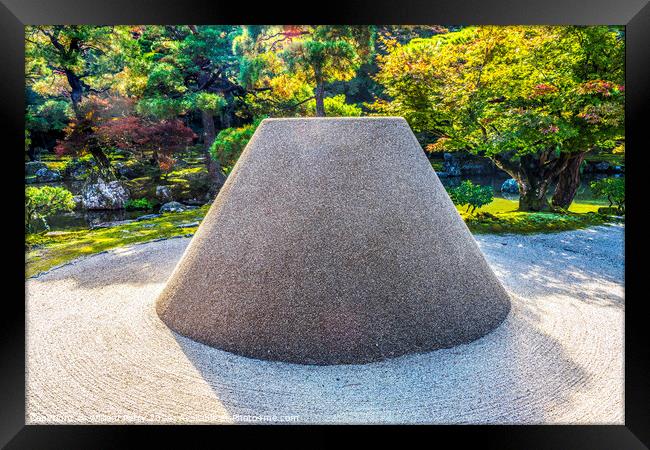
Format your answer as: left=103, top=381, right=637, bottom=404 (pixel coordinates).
left=374, top=26, right=624, bottom=210
left=25, top=25, right=624, bottom=211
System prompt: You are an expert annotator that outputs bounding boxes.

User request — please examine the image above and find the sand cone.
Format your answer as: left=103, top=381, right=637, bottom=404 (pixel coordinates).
left=156, top=117, right=510, bottom=364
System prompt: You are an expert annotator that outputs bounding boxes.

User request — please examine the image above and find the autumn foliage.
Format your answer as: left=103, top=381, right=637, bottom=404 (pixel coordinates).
left=55, top=95, right=196, bottom=171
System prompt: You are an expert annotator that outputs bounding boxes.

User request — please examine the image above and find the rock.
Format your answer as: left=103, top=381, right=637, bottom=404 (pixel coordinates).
left=159, top=201, right=189, bottom=213
left=81, top=178, right=130, bottom=210
left=92, top=219, right=135, bottom=229
left=44, top=230, right=72, bottom=237
left=124, top=177, right=157, bottom=200
left=594, top=162, right=610, bottom=172
left=155, top=185, right=173, bottom=202
left=501, top=178, right=519, bottom=194
left=183, top=197, right=207, bottom=206
left=25, top=161, right=47, bottom=176
left=598, top=206, right=624, bottom=216
left=584, top=161, right=625, bottom=174
left=29, top=167, right=62, bottom=183
left=442, top=153, right=496, bottom=176
left=442, top=153, right=462, bottom=177
left=176, top=222, right=200, bottom=228
left=63, top=158, right=94, bottom=180
left=72, top=195, right=83, bottom=211
left=136, top=213, right=162, bottom=221
left=115, top=160, right=146, bottom=179
left=460, top=158, right=496, bottom=175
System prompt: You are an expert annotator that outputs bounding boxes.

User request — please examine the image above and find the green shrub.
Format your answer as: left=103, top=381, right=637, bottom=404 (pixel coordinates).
left=210, top=118, right=264, bottom=171
left=464, top=210, right=608, bottom=234
left=448, top=180, right=494, bottom=214
left=25, top=186, right=76, bottom=233
left=305, top=95, right=362, bottom=117
left=590, top=177, right=624, bottom=213
left=124, top=198, right=156, bottom=210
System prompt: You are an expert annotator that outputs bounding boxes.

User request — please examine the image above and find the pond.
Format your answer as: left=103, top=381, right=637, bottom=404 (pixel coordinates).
left=42, top=208, right=157, bottom=232
left=27, top=180, right=158, bottom=233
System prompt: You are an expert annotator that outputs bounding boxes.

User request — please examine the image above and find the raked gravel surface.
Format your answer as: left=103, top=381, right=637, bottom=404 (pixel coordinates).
left=26, top=224, right=624, bottom=424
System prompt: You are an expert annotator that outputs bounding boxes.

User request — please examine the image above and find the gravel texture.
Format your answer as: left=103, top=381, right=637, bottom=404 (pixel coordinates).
left=26, top=224, right=624, bottom=424
left=156, top=117, right=511, bottom=364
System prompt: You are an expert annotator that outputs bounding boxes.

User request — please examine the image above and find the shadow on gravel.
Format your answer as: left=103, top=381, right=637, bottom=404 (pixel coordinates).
left=476, top=225, right=624, bottom=308
left=171, top=226, right=625, bottom=423
left=172, top=291, right=593, bottom=424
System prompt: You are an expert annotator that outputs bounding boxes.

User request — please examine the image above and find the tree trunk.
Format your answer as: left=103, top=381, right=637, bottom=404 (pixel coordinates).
left=314, top=71, right=326, bottom=117
left=88, top=146, right=114, bottom=179
left=222, top=92, right=234, bottom=128
left=492, top=153, right=560, bottom=212
left=201, top=109, right=227, bottom=193
left=65, top=69, right=84, bottom=116
left=202, top=110, right=216, bottom=148
left=519, top=185, right=551, bottom=211
left=551, top=152, right=587, bottom=209
left=514, top=174, right=551, bottom=211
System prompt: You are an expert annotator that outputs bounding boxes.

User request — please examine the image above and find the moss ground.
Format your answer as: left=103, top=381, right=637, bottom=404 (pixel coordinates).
left=26, top=206, right=208, bottom=278
left=457, top=198, right=614, bottom=234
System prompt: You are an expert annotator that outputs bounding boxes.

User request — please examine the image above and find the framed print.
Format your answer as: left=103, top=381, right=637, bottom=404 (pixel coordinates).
left=2, top=0, right=649, bottom=447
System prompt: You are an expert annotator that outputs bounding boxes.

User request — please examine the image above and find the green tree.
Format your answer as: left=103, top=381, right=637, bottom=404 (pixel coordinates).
left=545, top=27, right=625, bottom=208
left=448, top=180, right=494, bottom=214
left=375, top=26, right=624, bottom=211
left=591, top=177, right=624, bottom=212
left=305, top=94, right=362, bottom=116
left=234, top=26, right=316, bottom=117
left=209, top=118, right=263, bottom=172
left=266, top=26, right=375, bottom=116
left=25, top=26, right=128, bottom=176
left=25, top=186, right=76, bottom=233
left=126, top=25, right=250, bottom=181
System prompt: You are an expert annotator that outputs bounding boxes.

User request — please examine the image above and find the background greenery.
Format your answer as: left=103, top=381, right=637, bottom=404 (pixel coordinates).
left=25, top=25, right=625, bottom=276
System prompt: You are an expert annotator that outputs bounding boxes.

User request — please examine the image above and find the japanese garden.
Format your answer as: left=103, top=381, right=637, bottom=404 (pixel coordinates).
left=25, top=25, right=625, bottom=424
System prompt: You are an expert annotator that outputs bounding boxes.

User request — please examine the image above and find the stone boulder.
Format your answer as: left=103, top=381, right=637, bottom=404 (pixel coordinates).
left=176, top=221, right=200, bottom=228
left=25, top=161, right=47, bottom=176
left=501, top=178, right=520, bottom=194
left=155, top=185, right=173, bottom=202
left=26, top=163, right=62, bottom=183
left=583, top=161, right=624, bottom=174
left=594, top=162, right=610, bottom=172
left=460, top=158, right=496, bottom=175
left=115, top=160, right=147, bottom=179
left=136, top=213, right=162, bottom=221
left=35, top=167, right=62, bottom=182
left=442, top=153, right=462, bottom=176
left=598, top=206, right=624, bottom=216
left=159, top=201, right=189, bottom=213
left=81, top=178, right=130, bottom=210
left=442, top=153, right=497, bottom=177
left=72, top=195, right=83, bottom=211
left=91, top=219, right=136, bottom=229
left=63, top=158, right=94, bottom=181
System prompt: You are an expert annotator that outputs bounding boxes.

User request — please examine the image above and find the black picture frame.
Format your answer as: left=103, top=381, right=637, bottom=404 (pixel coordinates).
left=3, top=0, right=648, bottom=447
